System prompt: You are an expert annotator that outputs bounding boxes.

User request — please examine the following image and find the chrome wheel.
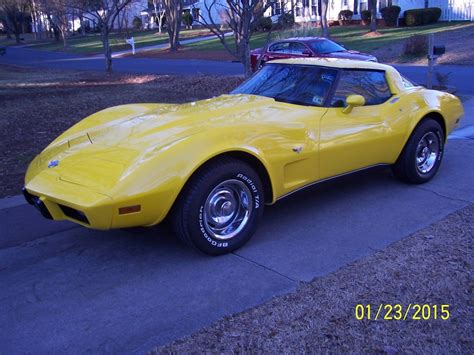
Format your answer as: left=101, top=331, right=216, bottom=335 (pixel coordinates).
left=416, top=131, right=440, bottom=174
left=203, top=179, right=253, bottom=240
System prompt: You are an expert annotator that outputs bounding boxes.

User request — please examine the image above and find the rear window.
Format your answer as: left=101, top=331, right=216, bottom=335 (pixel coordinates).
left=269, top=42, right=290, bottom=53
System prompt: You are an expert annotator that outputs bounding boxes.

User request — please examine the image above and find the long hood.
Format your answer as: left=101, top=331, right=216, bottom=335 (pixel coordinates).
left=28, top=95, right=298, bottom=192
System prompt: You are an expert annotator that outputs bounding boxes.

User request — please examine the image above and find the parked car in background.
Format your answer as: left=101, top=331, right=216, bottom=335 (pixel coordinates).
left=250, top=37, right=377, bottom=72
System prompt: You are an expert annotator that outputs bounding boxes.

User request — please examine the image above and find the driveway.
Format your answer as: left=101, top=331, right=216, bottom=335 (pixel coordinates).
left=1, top=47, right=474, bottom=94
left=1, top=95, right=473, bottom=353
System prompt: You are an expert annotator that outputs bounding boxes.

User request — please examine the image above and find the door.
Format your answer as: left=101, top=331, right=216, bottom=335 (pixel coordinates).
left=319, top=69, right=400, bottom=179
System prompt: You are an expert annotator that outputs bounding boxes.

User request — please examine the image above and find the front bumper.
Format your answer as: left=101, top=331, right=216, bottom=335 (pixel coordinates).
left=23, top=186, right=111, bottom=228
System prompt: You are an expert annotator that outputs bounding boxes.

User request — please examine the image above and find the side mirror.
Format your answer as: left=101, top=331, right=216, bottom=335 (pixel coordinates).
left=343, top=94, right=365, bottom=114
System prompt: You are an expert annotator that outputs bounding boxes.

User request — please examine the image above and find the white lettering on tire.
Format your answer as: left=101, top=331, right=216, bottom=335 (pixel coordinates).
left=198, top=206, right=228, bottom=248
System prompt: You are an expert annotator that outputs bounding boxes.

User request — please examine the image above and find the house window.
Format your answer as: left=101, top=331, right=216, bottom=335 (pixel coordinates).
left=342, top=0, right=348, bottom=6
left=379, top=0, right=387, bottom=11
left=424, top=0, right=429, bottom=8
left=311, top=5, right=317, bottom=15
left=360, top=1, right=368, bottom=11
left=353, top=0, right=359, bottom=14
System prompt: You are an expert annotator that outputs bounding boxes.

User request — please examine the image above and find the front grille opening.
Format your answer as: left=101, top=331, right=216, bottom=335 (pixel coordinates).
left=59, top=204, right=90, bottom=225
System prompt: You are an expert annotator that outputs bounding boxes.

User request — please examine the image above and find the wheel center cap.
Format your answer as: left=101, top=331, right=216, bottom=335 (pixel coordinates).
left=221, top=201, right=233, bottom=216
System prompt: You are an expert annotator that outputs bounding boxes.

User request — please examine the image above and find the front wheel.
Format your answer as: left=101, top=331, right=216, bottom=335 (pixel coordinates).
left=171, top=158, right=264, bottom=255
left=392, top=119, right=444, bottom=184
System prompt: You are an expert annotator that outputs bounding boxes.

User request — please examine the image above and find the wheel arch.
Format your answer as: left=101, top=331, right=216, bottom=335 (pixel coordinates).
left=165, top=149, right=275, bottom=223
left=412, top=111, right=447, bottom=142
left=188, top=151, right=274, bottom=204
left=396, top=110, right=447, bottom=163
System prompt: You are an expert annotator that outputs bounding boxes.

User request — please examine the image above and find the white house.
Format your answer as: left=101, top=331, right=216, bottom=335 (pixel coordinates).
left=191, top=0, right=473, bottom=25
left=288, top=0, right=474, bottom=22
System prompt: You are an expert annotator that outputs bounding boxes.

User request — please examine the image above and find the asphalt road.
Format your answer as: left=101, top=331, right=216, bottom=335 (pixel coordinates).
left=1, top=97, right=473, bottom=353
left=1, top=47, right=474, bottom=94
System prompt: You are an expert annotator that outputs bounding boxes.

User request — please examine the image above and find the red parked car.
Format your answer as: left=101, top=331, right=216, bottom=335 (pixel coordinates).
left=250, top=37, right=377, bottom=72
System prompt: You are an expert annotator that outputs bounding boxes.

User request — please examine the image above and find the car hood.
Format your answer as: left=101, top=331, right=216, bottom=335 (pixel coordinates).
left=29, top=94, right=299, bottom=191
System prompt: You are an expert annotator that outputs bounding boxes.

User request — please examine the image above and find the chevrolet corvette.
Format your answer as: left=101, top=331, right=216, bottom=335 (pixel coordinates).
left=23, top=58, right=464, bottom=255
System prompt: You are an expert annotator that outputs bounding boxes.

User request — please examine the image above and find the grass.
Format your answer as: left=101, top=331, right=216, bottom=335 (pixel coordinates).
left=0, top=29, right=212, bottom=55
left=184, top=22, right=470, bottom=53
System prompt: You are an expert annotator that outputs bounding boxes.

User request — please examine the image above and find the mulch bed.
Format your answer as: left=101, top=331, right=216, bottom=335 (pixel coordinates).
left=0, top=65, right=243, bottom=197
left=155, top=204, right=474, bottom=353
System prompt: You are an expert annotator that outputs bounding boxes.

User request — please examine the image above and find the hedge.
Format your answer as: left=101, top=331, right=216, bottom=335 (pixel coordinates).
left=404, top=7, right=442, bottom=26
left=380, top=6, right=401, bottom=26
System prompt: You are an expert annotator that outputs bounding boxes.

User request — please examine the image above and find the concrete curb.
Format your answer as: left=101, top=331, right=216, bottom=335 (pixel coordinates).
left=0, top=195, right=26, bottom=210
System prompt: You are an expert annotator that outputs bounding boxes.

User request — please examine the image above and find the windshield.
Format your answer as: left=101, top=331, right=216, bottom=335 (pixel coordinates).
left=231, top=64, right=338, bottom=107
left=308, top=40, right=345, bottom=54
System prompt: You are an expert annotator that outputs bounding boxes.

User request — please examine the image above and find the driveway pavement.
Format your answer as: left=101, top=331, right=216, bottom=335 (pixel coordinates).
left=1, top=95, right=473, bottom=353
left=1, top=47, right=474, bottom=94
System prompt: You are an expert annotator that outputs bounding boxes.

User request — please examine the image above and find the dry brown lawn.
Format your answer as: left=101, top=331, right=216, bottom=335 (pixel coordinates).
left=0, top=65, right=243, bottom=197
left=155, top=204, right=474, bottom=353
left=373, top=23, right=474, bottom=65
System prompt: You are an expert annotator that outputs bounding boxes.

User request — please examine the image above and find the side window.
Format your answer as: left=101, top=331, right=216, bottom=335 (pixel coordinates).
left=289, top=42, right=308, bottom=55
left=269, top=42, right=290, bottom=53
left=330, top=70, right=392, bottom=107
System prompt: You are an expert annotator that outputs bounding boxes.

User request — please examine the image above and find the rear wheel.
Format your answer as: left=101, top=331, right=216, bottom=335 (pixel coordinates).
left=171, top=158, right=264, bottom=255
left=392, top=119, right=444, bottom=184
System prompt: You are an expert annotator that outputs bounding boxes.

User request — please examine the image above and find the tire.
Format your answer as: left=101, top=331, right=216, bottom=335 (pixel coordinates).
left=171, top=158, right=264, bottom=255
left=392, top=119, right=444, bottom=184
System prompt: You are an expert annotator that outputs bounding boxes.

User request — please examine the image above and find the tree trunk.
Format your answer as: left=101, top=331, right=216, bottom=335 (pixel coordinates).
left=321, top=0, right=329, bottom=38
left=369, top=0, right=377, bottom=32
left=102, top=28, right=113, bottom=73
left=240, top=42, right=252, bottom=77
left=164, top=0, right=183, bottom=52
left=61, top=30, right=67, bottom=47
left=80, top=15, right=85, bottom=36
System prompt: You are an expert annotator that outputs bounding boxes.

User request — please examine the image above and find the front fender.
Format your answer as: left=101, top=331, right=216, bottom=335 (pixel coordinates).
left=109, top=129, right=277, bottom=226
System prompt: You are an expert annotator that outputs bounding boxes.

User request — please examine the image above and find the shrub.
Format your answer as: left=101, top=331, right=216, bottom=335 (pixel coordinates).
left=380, top=6, right=401, bottom=26
left=132, top=16, right=142, bottom=30
left=256, top=16, right=272, bottom=32
left=338, top=10, right=353, bottom=25
left=403, top=35, right=428, bottom=56
left=361, top=10, right=371, bottom=24
left=404, top=7, right=442, bottom=26
left=182, top=12, right=194, bottom=28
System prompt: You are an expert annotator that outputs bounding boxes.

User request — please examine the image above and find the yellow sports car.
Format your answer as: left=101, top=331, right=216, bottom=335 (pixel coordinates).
left=24, top=58, right=464, bottom=255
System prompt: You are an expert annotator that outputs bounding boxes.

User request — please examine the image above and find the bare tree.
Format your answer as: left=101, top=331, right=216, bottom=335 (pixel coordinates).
left=152, top=0, right=165, bottom=33
left=255, top=1, right=292, bottom=70
left=163, top=0, right=182, bottom=51
left=0, top=0, right=30, bottom=44
left=39, top=0, right=70, bottom=47
left=68, top=0, right=136, bottom=73
left=195, top=0, right=272, bottom=76
left=368, top=0, right=377, bottom=32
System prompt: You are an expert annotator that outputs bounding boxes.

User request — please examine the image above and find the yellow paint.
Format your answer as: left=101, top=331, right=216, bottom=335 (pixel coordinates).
left=24, top=59, right=464, bottom=229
